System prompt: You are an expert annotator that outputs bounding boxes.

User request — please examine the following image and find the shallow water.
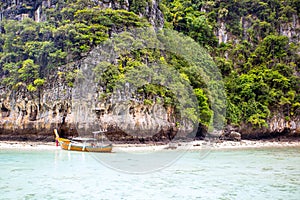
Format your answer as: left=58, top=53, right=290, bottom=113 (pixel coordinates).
left=1, top=147, right=300, bottom=200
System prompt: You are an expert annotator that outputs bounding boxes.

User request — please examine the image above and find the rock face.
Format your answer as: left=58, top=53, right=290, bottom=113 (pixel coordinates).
left=0, top=0, right=164, bottom=28
left=0, top=69, right=181, bottom=141
left=217, top=21, right=228, bottom=44
left=222, top=113, right=300, bottom=140
left=70, top=41, right=197, bottom=143
left=280, top=14, right=300, bottom=43
left=0, top=0, right=166, bottom=141
left=0, top=0, right=51, bottom=22
left=236, top=115, right=300, bottom=139
left=141, top=0, right=164, bottom=29
left=214, top=12, right=300, bottom=45
left=220, top=131, right=241, bottom=141
left=0, top=73, right=76, bottom=141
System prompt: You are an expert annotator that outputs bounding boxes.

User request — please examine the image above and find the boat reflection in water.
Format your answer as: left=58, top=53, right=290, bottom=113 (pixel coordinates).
left=54, top=129, right=113, bottom=153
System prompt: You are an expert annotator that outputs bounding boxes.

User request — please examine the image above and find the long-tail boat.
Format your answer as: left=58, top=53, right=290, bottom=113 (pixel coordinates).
left=54, top=129, right=112, bottom=153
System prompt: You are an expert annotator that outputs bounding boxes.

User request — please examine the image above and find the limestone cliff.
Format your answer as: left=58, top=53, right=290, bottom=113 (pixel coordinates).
left=215, top=11, right=300, bottom=46
left=0, top=0, right=168, bottom=141
left=0, top=0, right=299, bottom=141
left=0, top=68, right=74, bottom=141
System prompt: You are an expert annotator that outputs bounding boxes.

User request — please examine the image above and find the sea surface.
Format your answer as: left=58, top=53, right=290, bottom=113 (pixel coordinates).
left=1, top=147, right=300, bottom=200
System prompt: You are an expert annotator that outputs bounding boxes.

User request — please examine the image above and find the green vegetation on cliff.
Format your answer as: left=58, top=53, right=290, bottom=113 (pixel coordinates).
left=160, top=0, right=300, bottom=127
left=0, top=1, right=148, bottom=88
left=0, top=0, right=299, bottom=132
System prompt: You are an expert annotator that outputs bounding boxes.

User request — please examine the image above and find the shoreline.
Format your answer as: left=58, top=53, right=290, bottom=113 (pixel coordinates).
left=1, top=139, right=300, bottom=151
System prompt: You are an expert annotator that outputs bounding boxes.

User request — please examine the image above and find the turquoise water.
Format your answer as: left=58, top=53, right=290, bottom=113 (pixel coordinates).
left=1, top=147, right=300, bottom=200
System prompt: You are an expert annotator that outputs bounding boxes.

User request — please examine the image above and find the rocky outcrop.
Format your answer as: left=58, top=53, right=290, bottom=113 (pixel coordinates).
left=220, top=131, right=241, bottom=141
left=225, top=114, right=300, bottom=139
left=0, top=0, right=166, bottom=141
left=215, top=13, right=300, bottom=45
left=216, top=20, right=228, bottom=45
left=280, top=14, right=300, bottom=43
left=140, top=0, right=164, bottom=30
left=0, top=82, right=182, bottom=142
left=101, top=0, right=164, bottom=29
left=0, top=73, right=76, bottom=141
left=0, top=0, right=52, bottom=22
left=0, top=0, right=164, bottom=29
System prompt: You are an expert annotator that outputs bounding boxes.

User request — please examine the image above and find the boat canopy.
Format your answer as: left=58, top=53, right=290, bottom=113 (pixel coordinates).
left=92, top=130, right=107, bottom=134
left=72, top=137, right=97, bottom=141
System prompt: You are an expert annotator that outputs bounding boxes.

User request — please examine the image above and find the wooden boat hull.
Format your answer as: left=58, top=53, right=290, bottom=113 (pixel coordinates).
left=54, top=129, right=112, bottom=153
left=58, top=138, right=71, bottom=144
left=61, top=142, right=113, bottom=153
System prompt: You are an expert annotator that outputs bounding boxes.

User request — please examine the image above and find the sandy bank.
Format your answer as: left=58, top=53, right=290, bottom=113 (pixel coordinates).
left=1, top=139, right=300, bottom=151
left=0, top=141, right=60, bottom=150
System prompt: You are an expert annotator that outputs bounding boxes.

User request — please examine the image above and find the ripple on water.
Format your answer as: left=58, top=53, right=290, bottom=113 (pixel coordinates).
left=24, top=194, right=35, bottom=200
left=289, top=177, right=300, bottom=183
left=270, top=184, right=288, bottom=190
left=1, top=147, right=300, bottom=199
left=261, top=167, right=273, bottom=171
left=285, top=166, right=296, bottom=170
left=10, top=168, right=34, bottom=173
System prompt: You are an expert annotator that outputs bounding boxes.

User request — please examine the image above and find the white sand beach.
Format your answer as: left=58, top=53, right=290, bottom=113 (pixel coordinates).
left=0, top=141, right=59, bottom=150
left=1, top=139, right=300, bottom=151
